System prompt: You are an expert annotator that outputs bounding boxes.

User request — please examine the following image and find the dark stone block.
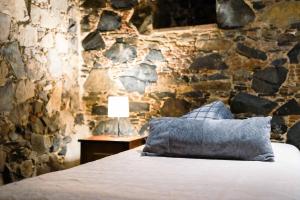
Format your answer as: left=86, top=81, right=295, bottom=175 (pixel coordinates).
left=287, top=122, right=300, bottom=149
left=290, top=22, right=300, bottom=30
left=150, top=92, right=176, bottom=99
left=287, top=43, right=300, bottom=64
left=252, top=1, right=265, bottom=10
left=97, top=10, right=121, bottom=31
left=145, top=49, right=165, bottom=63
left=161, top=98, right=191, bottom=117
left=190, top=53, right=228, bottom=70
left=82, top=31, right=105, bottom=51
left=74, top=113, right=84, bottom=125
left=92, top=105, right=107, bottom=115
left=236, top=43, right=267, bottom=60
left=81, top=0, right=106, bottom=8
left=104, top=42, right=137, bottom=63
left=277, top=33, right=299, bottom=46
left=80, top=15, right=91, bottom=32
left=129, top=102, right=150, bottom=112
left=273, top=99, right=300, bottom=116
left=271, top=116, right=287, bottom=135
left=216, top=0, right=255, bottom=29
left=207, top=73, right=229, bottom=80
left=183, top=91, right=203, bottom=98
left=251, top=67, right=288, bottom=94
left=230, top=92, right=278, bottom=115
left=130, top=3, right=153, bottom=34
left=110, top=0, right=138, bottom=10
left=271, top=58, right=287, bottom=67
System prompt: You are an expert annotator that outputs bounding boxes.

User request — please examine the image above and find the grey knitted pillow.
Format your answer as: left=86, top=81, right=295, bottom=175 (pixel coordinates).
left=181, top=101, right=233, bottom=120
left=142, top=117, right=274, bottom=161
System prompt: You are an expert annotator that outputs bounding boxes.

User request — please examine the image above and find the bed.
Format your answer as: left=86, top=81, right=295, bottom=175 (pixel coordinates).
left=0, top=142, right=299, bottom=200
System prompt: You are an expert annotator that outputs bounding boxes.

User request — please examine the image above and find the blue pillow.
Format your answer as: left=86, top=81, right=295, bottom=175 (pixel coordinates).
left=181, top=101, right=233, bottom=120
left=142, top=117, right=274, bottom=161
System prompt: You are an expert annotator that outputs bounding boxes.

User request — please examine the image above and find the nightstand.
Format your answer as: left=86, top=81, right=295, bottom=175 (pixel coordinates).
left=78, top=135, right=147, bottom=164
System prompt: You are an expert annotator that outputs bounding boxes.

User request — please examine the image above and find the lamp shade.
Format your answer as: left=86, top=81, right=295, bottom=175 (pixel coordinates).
left=108, top=96, right=129, bottom=118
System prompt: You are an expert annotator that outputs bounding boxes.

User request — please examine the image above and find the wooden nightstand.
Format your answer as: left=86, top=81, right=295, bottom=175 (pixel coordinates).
left=78, top=135, right=147, bottom=164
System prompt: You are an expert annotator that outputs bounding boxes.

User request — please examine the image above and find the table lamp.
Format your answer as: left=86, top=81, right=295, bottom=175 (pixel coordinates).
left=108, top=96, right=129, bottom=137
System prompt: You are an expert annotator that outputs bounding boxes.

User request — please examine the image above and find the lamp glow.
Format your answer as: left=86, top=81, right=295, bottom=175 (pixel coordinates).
left=108, top=96, right=129, bottom=136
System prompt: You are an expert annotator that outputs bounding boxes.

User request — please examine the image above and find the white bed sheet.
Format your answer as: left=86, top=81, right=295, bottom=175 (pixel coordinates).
left=0, top=143, right=299, bottom=200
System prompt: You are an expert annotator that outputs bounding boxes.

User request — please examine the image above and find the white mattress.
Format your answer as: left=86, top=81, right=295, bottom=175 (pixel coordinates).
left=0, top=143, right=300, bottom=200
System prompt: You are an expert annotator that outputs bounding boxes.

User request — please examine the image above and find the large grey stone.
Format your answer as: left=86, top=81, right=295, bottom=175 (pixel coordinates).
left=0, top=42, right=26, bottom=79
left=0, top=60, right=9, bottom=86
left=0, top=13, right=11, bottom=42
left=287, top=122, right=300, bottom=150
left=82, top=31, right=105, bottom=51
left=104, top=42, right=137, bottom=63
left=251, top=67, right=288, bottom=95
left=217, top=0, right=255, bottom=29
left=288, top=43, right=300, bottom=64
left=97, top=10, right=121, bottom=31
left=93, top=118, right=137, bottom=136
left=271, top=116, right=287, bottom=135
left=230, top=92, right=278, bottom=115
left=92, top=105, right=107, bottom=115
left=119, top=76, right=146, bottom=94
left=145, top=49, right=165, bottom=63
left=31, top=134, right=51, bottom=155
left=190, top=53, right=228, bottom=70
left=129, top=102, right=150, bottom=112
left=15, top=80, right=35, bottom=104
left=0, top=83, right=15, bottom=112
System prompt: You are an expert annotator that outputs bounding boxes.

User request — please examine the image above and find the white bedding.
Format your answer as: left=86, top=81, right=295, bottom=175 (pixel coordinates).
left=0, top=143, right=300, bottom=200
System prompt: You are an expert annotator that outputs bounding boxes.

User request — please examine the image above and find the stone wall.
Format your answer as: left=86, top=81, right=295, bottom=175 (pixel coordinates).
left=80, top=0, right=300, bottom=145
left=0, top=0, right=88, bottom=184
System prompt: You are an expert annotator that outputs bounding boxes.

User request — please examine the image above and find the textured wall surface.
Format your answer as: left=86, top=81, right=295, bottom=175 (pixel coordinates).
left=0, top=0, right=300, bottom=184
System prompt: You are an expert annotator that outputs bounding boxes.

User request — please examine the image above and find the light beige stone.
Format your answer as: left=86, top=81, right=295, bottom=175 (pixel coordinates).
left=46, top=81, right=62, bottom=114
left=195, top=39, right=233, bottom=52
left=0, top=12, right=11, bottom=42
left=48, top=49, right=63, bottom=78
left=83, top=69, right=116, bottom=93
left=55, top=33, right=68, bottom=54
left=0, top=0, right=29, bottom=22
left=50, top=0, right=68, bottom=13
left=15, top=79, right=35, bottom=104
left=40, top=11, right=60, bottom=29
left=40, top=32, right=54, bottom=48
left=26, top=59, right=46, bottom=81
left=18, top=25, right=38, bottom=47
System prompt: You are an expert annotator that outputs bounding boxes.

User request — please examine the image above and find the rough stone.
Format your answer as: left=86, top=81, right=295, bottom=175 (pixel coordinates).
left=48, top=49, right=63, bottom=78
left=216, top=0, right=255, bottom=29
left=145, top=49, right=165, bottom=63
left=31, top=117, right=45, bottom=134
left=252, top=1, right=265, bottom=10
left=55, top=33, right=68, bottom=54
left=150, top=92, right=176, bottom=99
left=182, top=91, right=203, bottom=98
left=80, top=15, right=91, bottom=32
left=20, top=160, right=34, bottom=178
left=26, top=59, right=46, bottom=81
left=51, top=135, right=62, bottom=152
left=0, top=83, right=15, bottom=112
left=40, top=11, right=60, bottom=29
left=93, top=118, right=136, bottom=136
left=74, top=113, right=84, bottom=125
left=236, top=43, right=267, bottom=61
left=190, top=53, right=228, bottom=70
left=130, top=3, right=153, bottom=34
left=33, top=100, right=44, bottom=115
left=120, top=63, right=157, bottom=94
left=161, top=98, right=191, bottom=117
left=0, top=42, right=26, bottom=79
left=46, top=82, right=62, bottom=114
left=287, top=43, right=300, bottom=64
left=261, top=1, right=300, bottom=28
left=15, top=80, right=35, bottom=104
left=0, top=13, right=11, bottom=42
left=50, top=0, right=68, bottom=13
left=230, top=92, right=278, bottom=115
left=287, top=122, right=300, bottom=150
left=18, top=25, right=38, bottom=47
left=92, top=105, right=107, bottom=115
left=104, top=42, right=137, bottom=63
left=277, top=33, right=299, bottom=46
left=68, top=19, right=77, bottom=33
left=0, top=0, right=29, bottom=22
left=9, top=103, right=30, bottom=126
left=97, top=10, right=121, bottom=31
left=0, top=146, right=6, bottom=172
left=251, top=67, right=288, bottom=94
left=58, top=146, right=67, bottom=156
left=40, top=32, right=54, bottom=49
left=81, top=0, right=106, bottom=8
left=31, top=134, right=51, bottom=155
left=195, top=39, right=233, bottom=52
left=84, top=69, right=115, bottom=93
left=273, top=99, right=300, bottom=116
left=0, top=60, right=9, bottom=86
left=271, top=116, right=287, bottom=135
left=110, top=0, right=138, bottom=10
left=82, top=31, right=105, bottom=51
left=129, top=102, right=150, bottom=112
